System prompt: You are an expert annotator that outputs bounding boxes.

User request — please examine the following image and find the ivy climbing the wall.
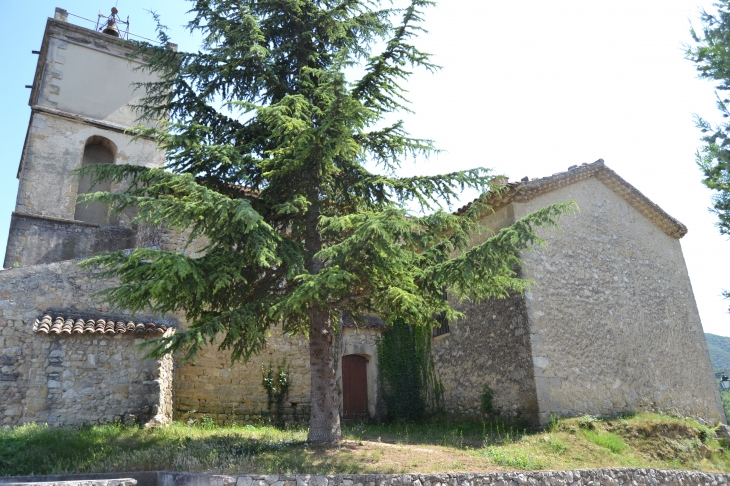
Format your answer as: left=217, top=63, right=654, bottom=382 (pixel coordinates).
left=261, top=359, right=291, bottom=429
left=377, top=318, right=444, bottom=422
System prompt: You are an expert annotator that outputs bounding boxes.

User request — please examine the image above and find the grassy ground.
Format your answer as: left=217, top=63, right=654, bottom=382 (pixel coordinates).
left=1, top=413, right=729, bottom=476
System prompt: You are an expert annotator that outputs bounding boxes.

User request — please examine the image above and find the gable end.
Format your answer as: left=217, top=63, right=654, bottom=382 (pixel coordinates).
left=458, top=160, right=688, bottom=239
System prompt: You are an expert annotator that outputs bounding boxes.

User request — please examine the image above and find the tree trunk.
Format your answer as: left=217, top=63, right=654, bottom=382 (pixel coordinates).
left=304, top=183, right=342, bottom=443
left=307, top=301, right=342, bottom=442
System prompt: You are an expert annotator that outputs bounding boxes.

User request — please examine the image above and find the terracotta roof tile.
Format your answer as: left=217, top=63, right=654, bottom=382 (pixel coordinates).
left=455, top=159, right=688, bottom=239
left=33, top=314, right=173, bottom=336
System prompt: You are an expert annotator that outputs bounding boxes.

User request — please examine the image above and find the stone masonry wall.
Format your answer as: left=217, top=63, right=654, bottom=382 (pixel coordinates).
left=160, top=227, right=209, bottom=259
left=15, top=112, right=162, bottom=224
left=431, top=199, right=538, bottom=423
left=175, top=325, right=383, bottom=424
left=174, top=329, right=312, bottom=425
left=4, top=213, right=137, bottom=268
left=0, top=480, right=136, bottom=486
left=514, top=176, right=724, bottom=424
left=20, top=333, right=173, bottom=426
left=8, top=109, right=163, bottom=268
left=0, top=259, right=175, bottom=426
left=431, top=293, right=539, bottom=423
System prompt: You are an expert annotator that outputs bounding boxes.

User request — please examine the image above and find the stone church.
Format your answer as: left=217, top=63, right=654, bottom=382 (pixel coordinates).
left=0, top=7, right=724, bottom=427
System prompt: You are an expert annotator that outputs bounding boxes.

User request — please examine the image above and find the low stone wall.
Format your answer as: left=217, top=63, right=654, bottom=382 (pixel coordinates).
left=4, top=469, right=730, bottom=486
left=20, top=332, right=173, bottom=427
left=0, top=472, right=156, bottom=486
left=0, top=259, right=175, bottom=426
left=0, top=480, right=136, bottom=486
left=158, top=470, right=730, bottom=486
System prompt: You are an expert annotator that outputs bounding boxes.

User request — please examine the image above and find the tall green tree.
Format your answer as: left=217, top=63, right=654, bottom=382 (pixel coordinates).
left=687, top=2, right=730, bottom=307
left=81, top=0, right=573, bottom=442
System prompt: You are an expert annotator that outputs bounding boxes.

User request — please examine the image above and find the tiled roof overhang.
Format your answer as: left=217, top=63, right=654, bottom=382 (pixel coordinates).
left=456, top=159, right=688, bottom=239
left=341, top=312, right=387, bottom=330
left=33, top=314, right=174, bottom=336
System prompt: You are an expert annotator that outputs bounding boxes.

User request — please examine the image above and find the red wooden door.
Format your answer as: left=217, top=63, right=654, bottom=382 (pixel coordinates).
left=342, top=355, right=368, bottom=419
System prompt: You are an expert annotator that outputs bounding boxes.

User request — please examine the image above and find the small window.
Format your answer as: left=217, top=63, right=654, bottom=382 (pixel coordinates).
left=433, top=289, right=449, bottom=337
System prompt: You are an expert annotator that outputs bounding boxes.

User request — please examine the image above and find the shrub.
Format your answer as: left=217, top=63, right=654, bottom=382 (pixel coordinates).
left=480, top=384, right=501, bottom=417
left=262, top=359, right=291, bottom=429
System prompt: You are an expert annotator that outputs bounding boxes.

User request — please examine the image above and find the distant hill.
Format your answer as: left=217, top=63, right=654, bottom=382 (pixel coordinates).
left=705, top=333, right=730, bottom=373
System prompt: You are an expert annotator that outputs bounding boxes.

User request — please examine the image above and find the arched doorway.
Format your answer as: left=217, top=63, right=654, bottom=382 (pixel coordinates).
left=342, top=355, right=368, bottom=419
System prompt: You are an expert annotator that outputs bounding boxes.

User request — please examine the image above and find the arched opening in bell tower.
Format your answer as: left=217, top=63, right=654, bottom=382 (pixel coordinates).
left=74, top=135, right=116, bottom=225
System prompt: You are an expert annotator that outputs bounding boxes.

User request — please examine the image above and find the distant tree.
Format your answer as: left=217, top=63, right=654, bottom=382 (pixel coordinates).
left=80, top=0, right=572, bottom=442
left=687, top=2, right=730, bottom=308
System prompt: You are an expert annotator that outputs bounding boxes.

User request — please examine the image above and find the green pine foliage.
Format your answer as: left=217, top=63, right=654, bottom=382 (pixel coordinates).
left=77, top=0, right=574, bottom=437
left=376, top=318, right=443, bottom=421
left=687, top=3, right=730, bottom=308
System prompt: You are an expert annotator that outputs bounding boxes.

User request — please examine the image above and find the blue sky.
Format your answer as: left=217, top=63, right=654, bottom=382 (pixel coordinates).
left=1, top=0, right=729, bottom=336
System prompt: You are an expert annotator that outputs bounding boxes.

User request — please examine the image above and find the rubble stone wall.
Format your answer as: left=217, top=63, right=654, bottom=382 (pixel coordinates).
left=0, top=259, right=174, bottom=426
left=431, top=292, right=538, bottom=423
left=4, top=213, right=137, bottom=268
left=431, top=203, right=539, bottom=423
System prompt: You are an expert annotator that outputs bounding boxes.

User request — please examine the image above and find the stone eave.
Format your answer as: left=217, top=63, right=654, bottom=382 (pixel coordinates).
left=456, top=159, right=688, bottom=239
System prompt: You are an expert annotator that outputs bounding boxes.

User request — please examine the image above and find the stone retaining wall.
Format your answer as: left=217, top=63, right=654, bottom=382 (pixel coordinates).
left=158, top=470, right=730, bottom=486
left=0, top=480, right=136, bottom=486
left=5, top=470, right=729, bottom=486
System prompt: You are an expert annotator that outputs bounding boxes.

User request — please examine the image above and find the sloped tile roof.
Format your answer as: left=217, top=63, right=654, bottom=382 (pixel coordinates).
left=455, top=159, right=688, bottom=239
left=341, top=312, right=387, bottom=329
left=33, top=314, right=173, bottom=336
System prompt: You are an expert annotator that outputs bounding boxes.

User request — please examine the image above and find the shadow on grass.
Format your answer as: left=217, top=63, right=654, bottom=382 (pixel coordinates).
left=342, top=419, right=529, bottom=449
left=0, top=422, right=383, bottom=476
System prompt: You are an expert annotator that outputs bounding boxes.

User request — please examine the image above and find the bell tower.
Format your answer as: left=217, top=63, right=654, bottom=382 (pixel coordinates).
left=4, top=7, right=171, bottom=268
